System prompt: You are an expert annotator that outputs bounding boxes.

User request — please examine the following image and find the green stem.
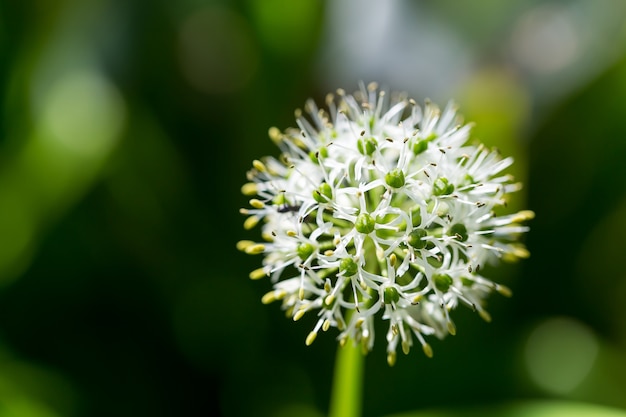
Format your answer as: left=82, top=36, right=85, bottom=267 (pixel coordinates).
left=328, top=338, right=364, bottom=417
left=329, top=223, right=378, bottom=417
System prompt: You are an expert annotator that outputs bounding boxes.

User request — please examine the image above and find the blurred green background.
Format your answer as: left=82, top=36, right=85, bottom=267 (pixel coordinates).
left=1, top=0, right=626, bottom=416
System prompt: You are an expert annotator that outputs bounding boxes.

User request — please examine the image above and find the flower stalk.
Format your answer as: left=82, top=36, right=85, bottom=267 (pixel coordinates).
left=329, top=335, right=364, bottom=417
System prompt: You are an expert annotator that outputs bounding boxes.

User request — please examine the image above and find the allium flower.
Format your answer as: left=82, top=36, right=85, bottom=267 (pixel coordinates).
left=238, top=82, right=533, bottom=366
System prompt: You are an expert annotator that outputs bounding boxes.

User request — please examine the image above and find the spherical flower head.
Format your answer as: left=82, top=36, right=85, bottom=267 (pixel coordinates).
left=239, top=82, right=533, bottom=366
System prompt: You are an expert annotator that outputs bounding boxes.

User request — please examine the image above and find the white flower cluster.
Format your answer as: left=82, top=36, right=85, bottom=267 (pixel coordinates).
left=238, top=82, right=533, bottom=365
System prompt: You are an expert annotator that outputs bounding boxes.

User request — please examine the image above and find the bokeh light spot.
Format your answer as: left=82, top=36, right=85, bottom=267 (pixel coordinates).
left=510, top=4, right=579, bottom=74
left=248, top=0, right=320, bottom=55
left=41, top=69, right=125, bottom=157
left=178, top=6, right=258, bottom=94
left=524, top=317, right=598, bottom=395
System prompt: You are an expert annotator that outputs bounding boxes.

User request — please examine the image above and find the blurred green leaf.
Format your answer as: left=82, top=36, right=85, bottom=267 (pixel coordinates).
left=247, top=0, right=322, bottom=56
left=0, top=345, right=75, bottom=417
left=384, top=400, right=626, bottom=417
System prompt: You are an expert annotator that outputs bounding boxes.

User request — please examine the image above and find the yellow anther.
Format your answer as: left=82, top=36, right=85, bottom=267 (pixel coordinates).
left=298, top=287, right=305, bottom=301
left=479, top=309, right=492, bottom=323
left=324, top=294, right=335, bottom=306
left=305, top=331, right=317, bottom=346
left=401, top=340, right=411, bottom=355
left=252, top=159, right=266, bottom=172
left=512, top=246, right=530, bottom=259
left=355, top=318, right=365, bottom=329
left=249, top=268, right=266, bottom=280
left=496, top=284, right=513, bottom=298
left=236, top=240, right=254, bottom=252
left=268, top=126, right=282, bottom=144
left=512, top=210, right=535, bottom=223
left=243, top=216, right=260, bottom=230
left=422, top=343, right=433, bottom=358
left=292, top=137, right=307, bottom=150
left=447, top=321, right=457, bottom=336
left=249, top=199, right=265, bottom=209
left=324, top=280, right=332, bottom=293
left=261, top=292, right=276, bottom=304
left=241, top=182, right=258, bottom=196
left=324, top=250, right=334, bottom=256
left=389, top=253, right=397, bottom=267
left=286, top=230, right=297, bottom=237
left=245, top=244, right=265, bottom=255
left=322, top=319, right=331, bottom=332
left=387, top=352, right=397, bottom=367
left=293, top=309, right=306, bottom=321
left=412, top=294, right=423, bottom=304
left=261, top=232, right=274, bottom=242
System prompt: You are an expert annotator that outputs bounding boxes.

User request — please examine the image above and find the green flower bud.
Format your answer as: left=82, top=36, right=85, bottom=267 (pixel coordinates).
left=383, top=287, right=400, bottom=304
left=357, top=137, right=377, bottom=155
left=412, top=139, right=428, bottom=155
left=385, top=168, right=406, bottom=188
left=449, top=223, right=468, bottom=242
left=433, top=177, right=454, bottom=196
left=412, top=132, right=437, bottom=155
left=408, top=228, right=428, bottom=249
left=433, top=274, right=453, bottom=292
left=340, top=258, right=358, bottom=276
left=355, top=213, right=375, bottom=234
left=313, top=182, right=333, bottom=203
left=297, top=243, right=315, bottom=260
